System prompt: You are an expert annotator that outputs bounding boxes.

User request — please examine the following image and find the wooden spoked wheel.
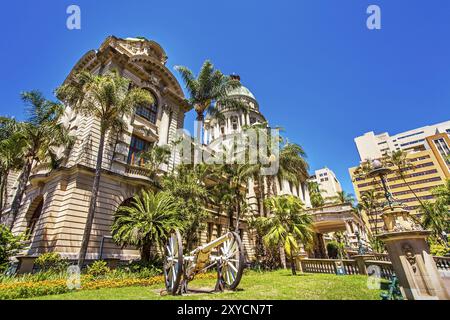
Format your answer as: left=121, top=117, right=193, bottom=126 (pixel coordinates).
left=164, top=230, right=183, bottom=295
left=218, top=232, right=245, bottom=290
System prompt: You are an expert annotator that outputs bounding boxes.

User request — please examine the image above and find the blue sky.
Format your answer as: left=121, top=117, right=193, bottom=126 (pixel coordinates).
left=1, top=0, right=449, bottom=195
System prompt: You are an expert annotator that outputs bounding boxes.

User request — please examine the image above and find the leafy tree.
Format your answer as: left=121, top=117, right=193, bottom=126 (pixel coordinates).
left=419, top=200, right=449, bottom=243
left=331, top=191, right=355, bottom=205
left=8, top=91, right=71, bottom=228
left=0, top=224, right=27, bottom=272
left=257, top=195, right=313, bottom=275
left=56, top=70, right=154, bottom=267
left=162, top=164, right=210, bottom=251
left=432, top=179, right=450, bottom=205
left=112, top=190, right=182, bottom=263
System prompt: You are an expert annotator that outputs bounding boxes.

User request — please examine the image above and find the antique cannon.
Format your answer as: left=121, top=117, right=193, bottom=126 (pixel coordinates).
left=163, top=230, right=245, bottom=295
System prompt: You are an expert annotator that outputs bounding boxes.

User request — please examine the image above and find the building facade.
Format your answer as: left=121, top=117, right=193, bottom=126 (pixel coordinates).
left=350, top=122, right=450, bottom=234
left=8, top=37, right=191, bottom=265
left=310, top=167, right=343, bottom=203
left=5, top=36, right=369, bottom=270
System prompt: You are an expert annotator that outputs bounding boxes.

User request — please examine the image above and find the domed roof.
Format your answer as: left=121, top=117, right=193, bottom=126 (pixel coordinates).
left=227, top=74, right=256, bottom=101
left=227, top=85, right=256, bottom=100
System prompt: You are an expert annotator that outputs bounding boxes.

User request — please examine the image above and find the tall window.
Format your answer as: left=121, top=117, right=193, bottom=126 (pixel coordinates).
left=28, top=200, right=43, bottom=237
left=136, top=92, right=158, bottom=124
left=433, top=138, right=450, bottom=167
left=232, top=116, right=238, bottom=131
left=128, top=135, right=152, bottom=166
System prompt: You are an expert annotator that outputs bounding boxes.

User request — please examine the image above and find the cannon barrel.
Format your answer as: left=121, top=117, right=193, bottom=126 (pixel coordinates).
left=190, top=232, right=233, bottom=256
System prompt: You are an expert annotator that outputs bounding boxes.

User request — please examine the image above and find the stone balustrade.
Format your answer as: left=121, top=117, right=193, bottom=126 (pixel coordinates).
left=125, top=164, right=152, bottom=179
left=298, top=255, right=447, bottom=282
left=373, top=253, right=390, bottom=262
left=30, top=163, right=53, bottom=176
left=298, top=258, right=360, bottom=275
left=433, top=256, right=450, bottom=271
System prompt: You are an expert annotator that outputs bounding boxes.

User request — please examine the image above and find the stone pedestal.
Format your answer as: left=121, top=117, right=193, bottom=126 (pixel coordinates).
left=377, top=205, right=449, bottom=300
left=16, top=255, right=38, bottom=274
left=296, top=252, right=308, bottom=273
left=353, top=255, right=375, bottom=275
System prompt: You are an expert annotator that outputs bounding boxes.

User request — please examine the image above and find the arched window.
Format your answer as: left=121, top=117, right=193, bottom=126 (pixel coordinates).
left=27, top=198, right=43, bottom=237
left=232, top=116, right=238, bottom=131
left=128, top=135, right=153, bottom=165
left=136, top=91, right=158, bottom=124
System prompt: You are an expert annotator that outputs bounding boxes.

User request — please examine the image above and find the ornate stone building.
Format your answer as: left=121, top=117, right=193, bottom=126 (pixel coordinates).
left=6, top=36, right=368, bottom=271
left=9, top=37, right=191, bottom=268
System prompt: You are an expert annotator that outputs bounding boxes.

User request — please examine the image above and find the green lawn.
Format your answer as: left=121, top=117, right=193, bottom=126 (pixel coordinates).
left=31, top=270, right=385, bottom=300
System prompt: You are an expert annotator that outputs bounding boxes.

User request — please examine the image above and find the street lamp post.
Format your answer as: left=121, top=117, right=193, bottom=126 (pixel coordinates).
left=368, top=159, right=449, bottom=300
left=354, top=230, right=366, bottom=255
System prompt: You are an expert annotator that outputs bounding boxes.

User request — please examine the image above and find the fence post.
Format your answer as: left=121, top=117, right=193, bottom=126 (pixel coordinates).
left=353, top=255, right=375, bottom=275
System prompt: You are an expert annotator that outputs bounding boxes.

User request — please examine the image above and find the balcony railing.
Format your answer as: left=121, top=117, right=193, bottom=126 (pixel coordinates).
left=125, top=164, right=152, bottom=179
left=30, top=163, right=53, bottom=176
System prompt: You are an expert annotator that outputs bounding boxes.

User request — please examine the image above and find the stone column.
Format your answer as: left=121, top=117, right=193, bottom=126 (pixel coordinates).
left=377, top=205, right=449, bottom=300
left=353, top=254, right=375, bottom=275
left=158, top=105, right=170, bottom=146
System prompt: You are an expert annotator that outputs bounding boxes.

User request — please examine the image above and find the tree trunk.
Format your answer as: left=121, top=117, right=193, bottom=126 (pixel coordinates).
left=78, top=128, right=106, bottom=267
left=194, top=112, right=204, bottom=165
left=235, top=193, right=241, bottom=233
left=8, top=159, right=33, bottom=229
left=0, top=171, right=5, bottom=219
left=141, top=241, right=153, bottom=264
left=258, top=175, right=266, bottom=217
left=290, top=255, right=297, bottom=275
left=279, top=244, right=287, bottom=269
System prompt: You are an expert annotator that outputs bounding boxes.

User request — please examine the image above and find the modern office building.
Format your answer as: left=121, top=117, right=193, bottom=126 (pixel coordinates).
left=310, top=167, right=343, bottom=202
left=354, top=121, right=450, bottom=161
left=350, top=122, right=450, bottom=234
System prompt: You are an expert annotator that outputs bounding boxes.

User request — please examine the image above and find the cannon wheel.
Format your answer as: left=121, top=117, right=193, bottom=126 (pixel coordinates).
left=218, top=232, right=245, bottom=290
left=164, top=230, right=183, bottom=295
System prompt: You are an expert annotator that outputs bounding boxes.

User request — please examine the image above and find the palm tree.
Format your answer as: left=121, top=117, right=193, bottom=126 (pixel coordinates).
left=56, top=70, right=154, bottom=267
left=8, top=91, right=71, bottom=228
left=140, top=145, right=171, bottom=183
left=175, top=61, right=243, bottom=146
left=257, top=195, right=313, bottom=275
left=210, top=161, right=258, bottom=233
left=0, top=132, right=26, bottom=218
left=112, top=190, right=181, bottom=263
left=331, top=191, right=355, bottom=205
left=265, top=141, right=309, bottom=198
left=308, top=181, right=325, bottom=208
left=358, top=190, right=383, bottom=234
left=387, top=150, right=427, bottom=207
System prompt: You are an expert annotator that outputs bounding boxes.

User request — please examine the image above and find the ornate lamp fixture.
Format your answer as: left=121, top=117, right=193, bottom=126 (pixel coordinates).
left=367, top=159, right=422, bottom=233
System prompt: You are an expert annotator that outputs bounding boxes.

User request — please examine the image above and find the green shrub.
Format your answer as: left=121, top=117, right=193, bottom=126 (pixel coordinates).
left=86, top=260, right=110, bottom=277
left=35, top=253, right=68, bottom=272
left=0, top=225, right=27, bottom=273
left=326, top=241, right=345, bottom=259
left=430, top=244, right=449, bottom=257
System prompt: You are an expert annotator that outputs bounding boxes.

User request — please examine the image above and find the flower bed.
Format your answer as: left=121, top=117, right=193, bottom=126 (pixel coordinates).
left=0, top=272, right=217, bottom=300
